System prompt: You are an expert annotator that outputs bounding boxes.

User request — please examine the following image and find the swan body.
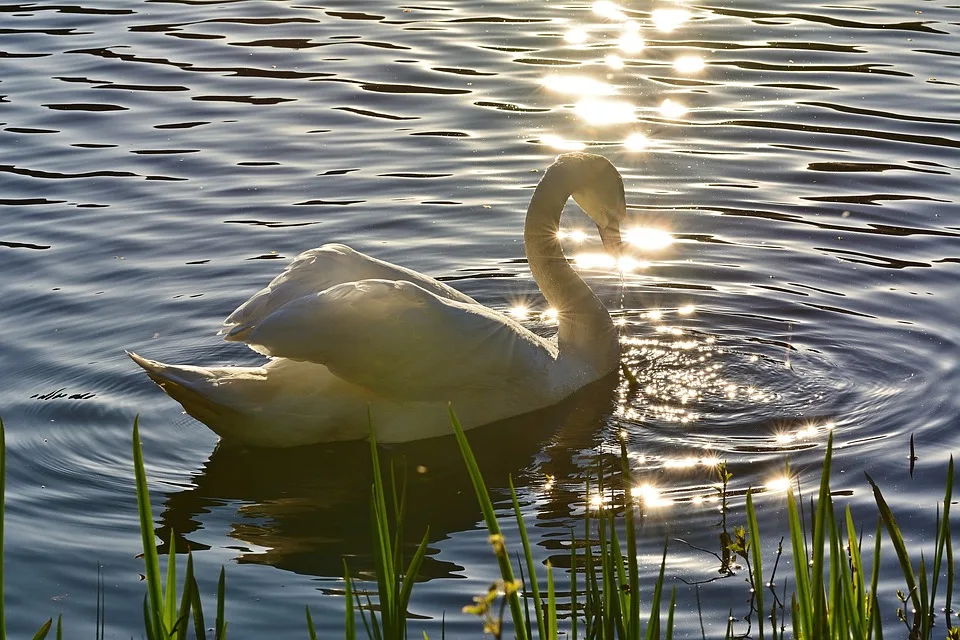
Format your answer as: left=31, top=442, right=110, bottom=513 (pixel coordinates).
left=130, top=153, right=628, bottom=446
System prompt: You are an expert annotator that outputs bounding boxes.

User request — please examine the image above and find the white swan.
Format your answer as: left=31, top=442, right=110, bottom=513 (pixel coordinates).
left=129, top=152, right=628, bottom=446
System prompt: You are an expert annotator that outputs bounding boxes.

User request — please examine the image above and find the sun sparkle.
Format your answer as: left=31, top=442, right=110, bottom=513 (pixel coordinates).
left=575, top=98, right=635, bottom=125
left=659, top=98, right=689, bottom=119
left=624, top=226, right=673, bottom=250
left=541, top=133, right=587, bottom=151
left=542, top=75, right=616, bottom=97
left=674, top=55, right=706, bottom=74
left=652, top=8, right=691, bottom=31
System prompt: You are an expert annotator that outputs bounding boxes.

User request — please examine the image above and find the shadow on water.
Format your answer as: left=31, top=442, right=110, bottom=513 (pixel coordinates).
left=155, top=373, right=620, bottom=579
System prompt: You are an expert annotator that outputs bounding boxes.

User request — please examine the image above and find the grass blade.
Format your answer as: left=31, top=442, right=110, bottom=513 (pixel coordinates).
left=546, top=562, right=557, bottom=640
left=164, top=532, right=177, bottom=634
left=620, top=439, right=640, bottom=638
left=448, top=407, right=528, bottom=640
left=215, top=566, right=226, bottom=640
left=343, top=560, right=355, bottom=640
left=509, top=476, right=545, bottom=639
left=176, top=550, right=194, bottom=640
left=398, top=528, right=431, bottom=625
left=865, top=472, right=920, bottom=616
left=570, top=529, right=578, bottom=640
left=746, top=488, right=764, bottom=640
left=306, top=605, right=318, bottom=640
left=30, top=619, right=51, bottom=640
left=132, top=418, right=164, bottom=640
left=188, top=569, right=206, bottom=640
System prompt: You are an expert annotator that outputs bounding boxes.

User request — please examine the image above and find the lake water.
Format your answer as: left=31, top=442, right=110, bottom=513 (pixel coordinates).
left=2, top=0, right=958, bottom=636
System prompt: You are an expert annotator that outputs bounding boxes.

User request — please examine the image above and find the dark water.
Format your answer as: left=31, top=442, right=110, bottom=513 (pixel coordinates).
left=2, top=0, right=959, bottom=636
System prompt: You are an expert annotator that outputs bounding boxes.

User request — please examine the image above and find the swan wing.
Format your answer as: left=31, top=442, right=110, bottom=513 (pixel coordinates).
left=229, top=278, right=556, bottom=400
left=222, top=243, right=476, bottom=339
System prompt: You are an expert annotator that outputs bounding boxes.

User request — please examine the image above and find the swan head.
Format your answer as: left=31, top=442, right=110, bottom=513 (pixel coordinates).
left=557, top=153, right=627, bottom=255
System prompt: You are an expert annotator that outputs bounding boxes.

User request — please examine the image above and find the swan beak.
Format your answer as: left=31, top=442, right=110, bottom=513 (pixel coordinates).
left=599, top=219, right=625, bottom=256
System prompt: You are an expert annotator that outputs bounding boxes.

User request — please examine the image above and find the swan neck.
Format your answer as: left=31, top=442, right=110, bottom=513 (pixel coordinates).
left=523, top=168, right=617, bottom=361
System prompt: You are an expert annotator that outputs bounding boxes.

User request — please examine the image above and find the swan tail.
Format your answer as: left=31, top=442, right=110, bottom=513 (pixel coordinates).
left=127, top=351, right=250, bottom=433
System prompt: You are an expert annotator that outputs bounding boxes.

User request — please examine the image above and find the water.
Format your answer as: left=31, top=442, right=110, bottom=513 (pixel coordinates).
left=1, top=0, right=958, bottom=636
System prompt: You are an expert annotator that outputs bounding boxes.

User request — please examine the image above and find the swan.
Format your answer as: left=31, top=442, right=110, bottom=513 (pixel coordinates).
left=129, top=152, right=628, bottom=446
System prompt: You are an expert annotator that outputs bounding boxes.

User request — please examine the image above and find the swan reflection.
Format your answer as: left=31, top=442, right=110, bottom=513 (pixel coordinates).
left=156, top=376, right=622, bottom=577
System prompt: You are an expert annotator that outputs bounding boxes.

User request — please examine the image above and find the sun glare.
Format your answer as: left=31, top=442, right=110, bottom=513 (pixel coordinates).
left=605, top=54, right=625, bottom=70
left=564, top=27, right=589, bottom=44
left=542, top=75, right=615, bottom=97
left=575, top=98, right=635, bottom=125
left=659, top=98, right=688, bottom=119
left=674, top=55, right=706, bottom=74
left=624, top=226, right=673, bottom=250
left=509, top=305, right=530, bottom=320
left=541, top=133, right=587, bottom=151
left=593, top=0, right=628, bottom=21
left=652, top=8, right=691, bottom=32
left=765, top=476, right=792, bottom=492
left=623, top=132, right=648, bottom=151
left=618, top=29, right=645, bottom=54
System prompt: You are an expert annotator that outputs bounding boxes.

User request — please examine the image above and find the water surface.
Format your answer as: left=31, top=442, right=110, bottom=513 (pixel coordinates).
left=1, top=0, right=958, bottom=636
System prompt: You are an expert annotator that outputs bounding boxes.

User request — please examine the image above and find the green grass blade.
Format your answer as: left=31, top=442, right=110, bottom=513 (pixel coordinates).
left=570, top=530, right=578, bottom=640
left=643, top=541, right=668, bottom=640
left=946, top=516, right=954, bottom=632
left=865, top=472, right=920, bottom=615
left=515, top=553, right=532, bottom=639
left=547, top=562, right=557, bottom=640
left=132, top=418, right=164, bottom=640
left=929, top=455, right=953, bottom=636
left=608, top=518, right=629, bottom=621
left=746, top=489, right=764, bottom=640
left=367, top=427, right=396, bottom=634
left=918, top=553, right=929, bottom=635
left=188, top=569, right=206, bottom=640
left=215, top=566, right=226, bottom=640
left=55, top=614, right=61, bottom=640
left=306, top=605, right=318, bottom=640
left=164, top=531, right=177, bottom=634
left=843, top=508, right=865, bottom=635
left=786, top=484, right=811, bottom=639
left=666, top=587, right=677, bottom=640
left=811, top=433, right=835, bottom=638
left=398, top=528, right=431, bottom=626
left=143, top=594, right=157, bottom=640
left=29, top=619, right=51, bottom=640
left=509, top=476, right=545, bottom=639
left=343, top=560, right=355, bottom=640
left=620, top=439, right=640, bottom=638
left=868, top=519, right=882, bottom=639
left=176, top=550, right=194, bottom=640
left=448, top=407, right=528, bottom=640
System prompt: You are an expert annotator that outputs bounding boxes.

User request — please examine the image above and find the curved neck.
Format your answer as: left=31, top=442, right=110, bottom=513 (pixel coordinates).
left=523, top=168, right=618, bottom=363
